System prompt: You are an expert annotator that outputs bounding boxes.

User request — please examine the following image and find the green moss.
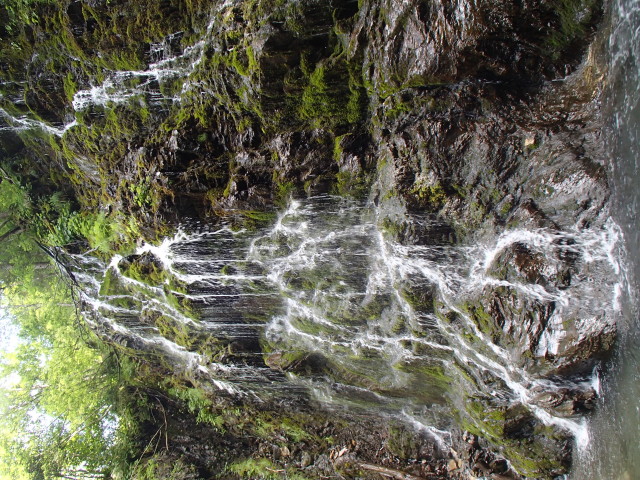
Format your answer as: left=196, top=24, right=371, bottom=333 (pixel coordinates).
left=220, top=264, right=234, bottom=276
left=99, top=269, right=122, bottom=297
left=227, top=458, right=280, bottom=479
left=457, top=398, right=570, bottom=477
left=274, top=180, right=296, bottom=206
left=121, top=259, right=165, bottom=286
left=154, top=315, right=196, bottom=348
left=295, top=53, right=365, bottom=129
left=383, top=96, right=412, bottom=120
left=502, top=439, right=568, bottom=477
left=263, top=349, right=309, bottom=371
left=469, top=201, right=488, bottom=225
left=387, top=425, right=421, bottom=460
left=240, top=210, right=278, bottom=225
left=499, top=200, right=513, bottom=216
left=460, top=302, right=502, bottom=342
left=130, top=455, right=201, bottom=480
left=298, top=65, right=336, bottom=127
left=164, top=289, right=197, bottom=319
left=400, top=285, right=434, bottom=313
left=393, top=360, right=452, bottom=397
left=411, top=182, right=446, bottom=210
left=379, top=217, right=403, bottom=238
left=333, top=170, right=370, bottom=198
left=253, top=413, right=312, bottom=443
left=62, top=72, right=77, bottom=102
left=227, top=457, right=310, bottom=480
left=332, top=133, right=348, bottom=162
left=166, top=385, right=224, bottom=429
left=230, top=45, right=259, bottom=77
left=545, top=0, right=599, bottom=59
left=390, top=317, right=406, bottom=334
left=459, top=398, right=507, bottom=442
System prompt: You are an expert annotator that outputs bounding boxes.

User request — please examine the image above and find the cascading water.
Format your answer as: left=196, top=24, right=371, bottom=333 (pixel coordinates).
left=570, top=0, right=640, bottom=478
left=68, top=193, right=622, bottom=466
left=70, top=17, right=215, bottom=112
left=0, top=7, right=219, bottom=135
left=2, top=0, right=634, bottom=476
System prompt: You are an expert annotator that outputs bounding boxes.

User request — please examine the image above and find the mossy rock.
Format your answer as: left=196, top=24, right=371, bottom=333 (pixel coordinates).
left=459, top=397, right=571, bottom=477
left=119, top=252, right=167, bottom=286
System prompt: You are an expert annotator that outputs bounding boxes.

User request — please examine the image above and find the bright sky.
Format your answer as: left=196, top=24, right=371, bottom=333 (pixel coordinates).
left=0, top=306, right=20, bottom=354
left=0, top=305, right=22, bottom=389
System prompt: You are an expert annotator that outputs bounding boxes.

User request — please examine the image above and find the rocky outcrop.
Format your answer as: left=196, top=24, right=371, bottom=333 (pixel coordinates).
left=0, top=0, right=617, bottom=478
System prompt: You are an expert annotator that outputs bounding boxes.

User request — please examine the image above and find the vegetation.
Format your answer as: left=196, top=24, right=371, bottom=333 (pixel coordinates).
left=0, top=157, right=138, bottom=479
left=1, top=0, right=52, bottom=34
left=545, top=0, right=601, bottom=59
left=0, top=0, right=607, bottom=478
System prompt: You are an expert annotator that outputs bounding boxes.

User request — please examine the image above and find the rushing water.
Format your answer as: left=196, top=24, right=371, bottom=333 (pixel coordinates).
left=65, top=191, right=622, bottom=465
left=0, top=9, right=217, bottom=134
left=2, top=0, right=635, bottom=474
left=570, top=0, right=640, bottom=478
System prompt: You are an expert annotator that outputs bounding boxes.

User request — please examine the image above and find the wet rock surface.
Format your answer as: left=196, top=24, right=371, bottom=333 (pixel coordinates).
left=0, top=0, right=620, bottom=478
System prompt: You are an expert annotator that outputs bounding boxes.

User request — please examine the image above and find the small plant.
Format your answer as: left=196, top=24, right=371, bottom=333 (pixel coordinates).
left=228, top=458, right=281, bottom=479
left=129, top=181, right=153, bottom=208
left=130, top=455, right=202, bottom=480
left=166, top=386, right=225, bottom=429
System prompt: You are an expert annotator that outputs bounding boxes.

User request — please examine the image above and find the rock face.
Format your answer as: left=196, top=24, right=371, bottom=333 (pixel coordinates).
left=0, top=0, right=619, bottom=478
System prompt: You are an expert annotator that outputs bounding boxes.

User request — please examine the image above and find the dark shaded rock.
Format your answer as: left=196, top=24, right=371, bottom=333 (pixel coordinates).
left=300, top=450, right=312, bottom=468
left=119, top=251, right=165, bottom=284
left=0, top=0, right=615, bottom=478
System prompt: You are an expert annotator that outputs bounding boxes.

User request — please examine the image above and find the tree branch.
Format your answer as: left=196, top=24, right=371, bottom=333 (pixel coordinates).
left=0, top=225, right=23, bottom=242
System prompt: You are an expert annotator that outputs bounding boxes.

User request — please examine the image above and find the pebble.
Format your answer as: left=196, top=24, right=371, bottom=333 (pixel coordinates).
left=300, top=451, right=312, bottom=468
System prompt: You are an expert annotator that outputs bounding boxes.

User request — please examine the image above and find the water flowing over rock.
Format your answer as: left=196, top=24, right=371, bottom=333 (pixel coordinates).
left=0, top=0, right=628, bottom=478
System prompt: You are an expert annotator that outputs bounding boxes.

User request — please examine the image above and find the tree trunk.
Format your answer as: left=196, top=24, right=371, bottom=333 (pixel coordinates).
left=0, top=225, right=23, bottom=242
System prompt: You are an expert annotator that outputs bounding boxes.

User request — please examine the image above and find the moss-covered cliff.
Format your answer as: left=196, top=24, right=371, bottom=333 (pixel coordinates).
left=0, top=0, right=617, bottom=479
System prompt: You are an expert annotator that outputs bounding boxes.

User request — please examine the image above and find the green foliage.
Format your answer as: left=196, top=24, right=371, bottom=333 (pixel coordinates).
left=253, top=413, right=311, bottom=443
left=227, top=457, right=310, bottom=480
left=230, top=46, right=259, bottom=77
left=0, top=180, right=31, bottom=216
left=0, top=167, right=146, bottom=480
left=334, top=170, right=370, bottom=198
left=120, top=256, right=166, bottom=286
left=62, top=72, right=77, bottom=102
left=130, top=454, right=202, bottom=480
left=545, top=0, right=599, bottom=59
left=1, top=172, right=123, bottom=255
left=1, top=0, right=52, bottom=34
left=461, top=302, right=501, bottom=342
left=410, top=182, right=446, bottom=210
left=166, top=386, right=224, bottom=429
left=129, top=181, right=154, bottom=209
left=0, top=268, right=127, bottom=480
left=228, top=458, right=281, bottom=479
left=274, top=180, right=296, bottom=206
left=297, top=58, right=364, bottom=129
left=74, top=212, right=121, bottom=254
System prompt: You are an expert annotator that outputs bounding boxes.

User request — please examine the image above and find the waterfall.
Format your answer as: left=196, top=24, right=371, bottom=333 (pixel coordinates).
left=69, top=194, right=622, bottom=460
left=570, top=0, right=640, bottom=477
left=1, top=0, right=633, bottom=476
left=70, top=16, right=217, bottom=112
left=0, top=9, right=221, bottom=136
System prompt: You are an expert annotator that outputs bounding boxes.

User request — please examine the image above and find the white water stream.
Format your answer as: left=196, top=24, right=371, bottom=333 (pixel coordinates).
left=1, top=5, right=224, bottom=137
left=570, top=0, right=640, bottom=477
left=0, top=0, right=632, bottom=473
left=66, top=195, right=623, bottom=455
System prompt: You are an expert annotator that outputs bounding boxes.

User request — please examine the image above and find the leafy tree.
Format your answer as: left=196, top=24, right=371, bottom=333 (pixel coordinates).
left=0, top=263, right=125, bottom=480
left=0, top=164, right=135, bottom=479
